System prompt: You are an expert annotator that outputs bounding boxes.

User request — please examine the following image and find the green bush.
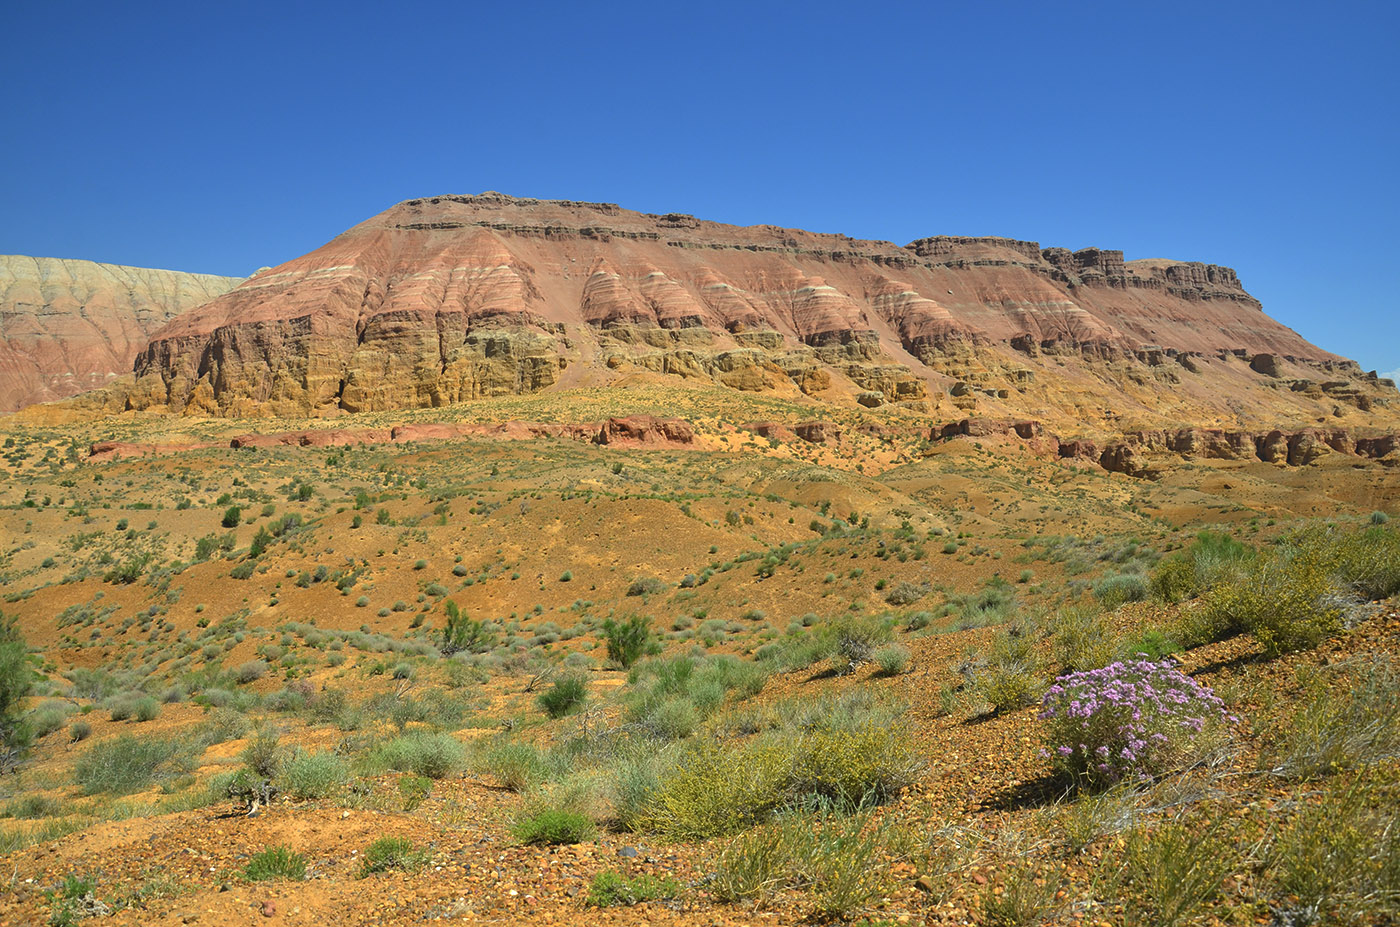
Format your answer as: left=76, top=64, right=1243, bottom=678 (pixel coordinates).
left=241, top=727, right=286, bottom=779
left=1047, top=604, right=1115, bottom=673
left=74, top=735, right=181, bottom=795
left=512, top=806, right=596, bottom=845
left=0, top=616, right=33, bottom=761
left=623, top=654, right=767, bottom=739
left=626, top=576, right=667, bottom=597
left=1267, top=656, right=1400, bottom=779
left=245, top=846, right=307, bottom=881
left=1115, top=816, right=1237, bottom=927
left=477, top=740, right=545, bottom=791
left=537, top=675, right=588, bottom=718
left=9, top=794, right=62, bottom=819
left=364, top=732, right=464, bottom=779
left=278, top=749, right=349, bottom=799
left=1149, top=531, right=1252, bottom=604
left=358, top=836, right=426, bottom=877
left=1333, top=524, right=1400, bottom=600
left=872, top=644, right=911, bottom=676
left=608, top=751, right=665, bottom=832
left=979, top=863, right=1062, bottom=927
left=884, top=581, right=928, bottom=606
left=708, top=809, right=901, bottom=919
left=1267, top=773, right=1400, bottom=921
left=1198, top=545, right=1341, bottom=656
left=28, top=700, right=74, bottom=739
left=1117, top=627, right=1181, bottom=661
left=642, top=739, right=792, bottom=839
left=222, top=505, right=242, bottom=528
left=585, top=870, right=682, bottom=907
left=601, top=615, right=652, bottom=668
left=439, top=601, right=495, bottom=655
left=1092, top=573, right=1148, bottom=609
left=828, top=615, right=894, bottom=671
left=790, top=719, right=921, bottom=807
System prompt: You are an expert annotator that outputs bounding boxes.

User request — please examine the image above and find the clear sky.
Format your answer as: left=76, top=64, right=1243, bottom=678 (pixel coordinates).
left=2, top=1, right=1396, bottom=377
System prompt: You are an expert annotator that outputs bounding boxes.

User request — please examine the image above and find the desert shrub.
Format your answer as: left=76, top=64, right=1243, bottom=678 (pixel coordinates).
left=884, top=581, right=928, bottom=606
left=626, top=576, right=667, bottom=597
left=708, top=808, right=901, bottom=920
left=828, top=615, right=894, bottom=671
left=364, top=732, right=464, bottom=779
left=278, top=749, right=349, bottom=799
left=1093, top=573, right=1148, bottom=609
left=601, top=615, right=653, bottom=668
left=979, top=863, right=1062, bottom=927
left=27, top=700, right=74, bottom=739
left=1332, top=524, right=1400, bottom=600
left=1267, top=772, right=1400, bottom=921
left=965, top=619, right=1043, bottom=714
left=608, top=751, right=667, bottom=831
left=1197, top=544, right=1341, bottom=656
left=950, top=579, right=1019, bottom=629
left=1266, top=655, right=1400, bottom=779
left=477, top=740, right=545, bottom=791
left=972, top=661, right=1040, bottom=714
left=241, top=727, right=287, bottom=779
left=1041, top=659, right=1234, bottom=789
left=642, top=739, right=793, bottom=839
left=439, top=601, right=495, bottom=656
left=68, top=720, right=92, bottom=743
left=765, top=631, right=834, bottom=671
left=537, top=675, right=588, bottom=719
left=0, top=617, right=33, bottom=761
left=1149, top=531, right=1252, bottom=604
left=358, top=836, right=426, bottom=877
left=1117, top=627, right=1181, bottom=661
left=195, top=707, right=249, bottom=746
left=512, top=806, right=595, bottom=845
left=234, top=659, right=269, bottom=684
left=1047, top=604, right=1115, bottom=673
left=624, top=654, right=766, bottom=738
left=1114, top=815, right=1238, bottom=927
left=8, top=794, right=62, bottom=819
left=133, top=696, right=161, bottom=722
left=221, top=505, right=241, bottom=528
left=585, top=870, right=682, bottom=907
left=245, top=846, right=306, bottom=881
left=872, top=644, right=910, bottom=676
left=106, top=691, right=146, bottom=721
left=74, top=734, right=182, bottom=795
left=790, top=719, right=920, bottom=807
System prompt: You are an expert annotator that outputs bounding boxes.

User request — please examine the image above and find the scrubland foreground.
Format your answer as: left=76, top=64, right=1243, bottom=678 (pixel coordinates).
left=0, top=388, right=1398, bottom=927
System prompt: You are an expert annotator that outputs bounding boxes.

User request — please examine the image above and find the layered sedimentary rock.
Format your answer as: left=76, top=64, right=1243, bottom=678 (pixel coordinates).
left=120, top=193, right=1392, bottom=427
left=0, top=256, right=242, bottom=412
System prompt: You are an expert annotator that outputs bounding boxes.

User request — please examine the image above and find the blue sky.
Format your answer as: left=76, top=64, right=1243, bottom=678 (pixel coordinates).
left=2, top=1, right=1397, bottom=376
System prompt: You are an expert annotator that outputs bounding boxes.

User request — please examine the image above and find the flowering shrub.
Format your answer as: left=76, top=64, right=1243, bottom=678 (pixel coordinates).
left=1040, top=659, right=1234, bottom=788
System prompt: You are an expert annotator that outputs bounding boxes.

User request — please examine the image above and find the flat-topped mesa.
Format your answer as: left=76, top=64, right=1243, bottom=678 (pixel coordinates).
left=116, top=192, right=1368, bottom=420
left=905, top=236, right=1045, bottom=263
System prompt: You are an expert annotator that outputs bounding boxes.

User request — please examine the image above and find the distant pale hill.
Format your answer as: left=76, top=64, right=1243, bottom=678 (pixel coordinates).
left=0, top=256, right=243, bottom=412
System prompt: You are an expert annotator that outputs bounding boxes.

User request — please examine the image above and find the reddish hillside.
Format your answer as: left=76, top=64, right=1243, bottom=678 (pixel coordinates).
left=124, top=194, right=1389, bottom=428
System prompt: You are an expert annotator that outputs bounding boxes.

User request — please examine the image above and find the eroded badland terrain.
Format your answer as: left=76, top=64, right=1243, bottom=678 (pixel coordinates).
left=0, top=195, right=1398, bottom=926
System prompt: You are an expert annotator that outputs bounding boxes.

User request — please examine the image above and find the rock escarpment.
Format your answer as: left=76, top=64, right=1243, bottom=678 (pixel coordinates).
left=119, top=193, right=1392, bottom=428
left=0, top=256, right=242, bottom=412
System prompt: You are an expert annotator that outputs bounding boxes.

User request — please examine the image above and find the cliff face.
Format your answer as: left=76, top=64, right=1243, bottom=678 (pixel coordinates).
left=125, top=193, right=1387, bottom=427
left=0, top=256, right=242, bottom=412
